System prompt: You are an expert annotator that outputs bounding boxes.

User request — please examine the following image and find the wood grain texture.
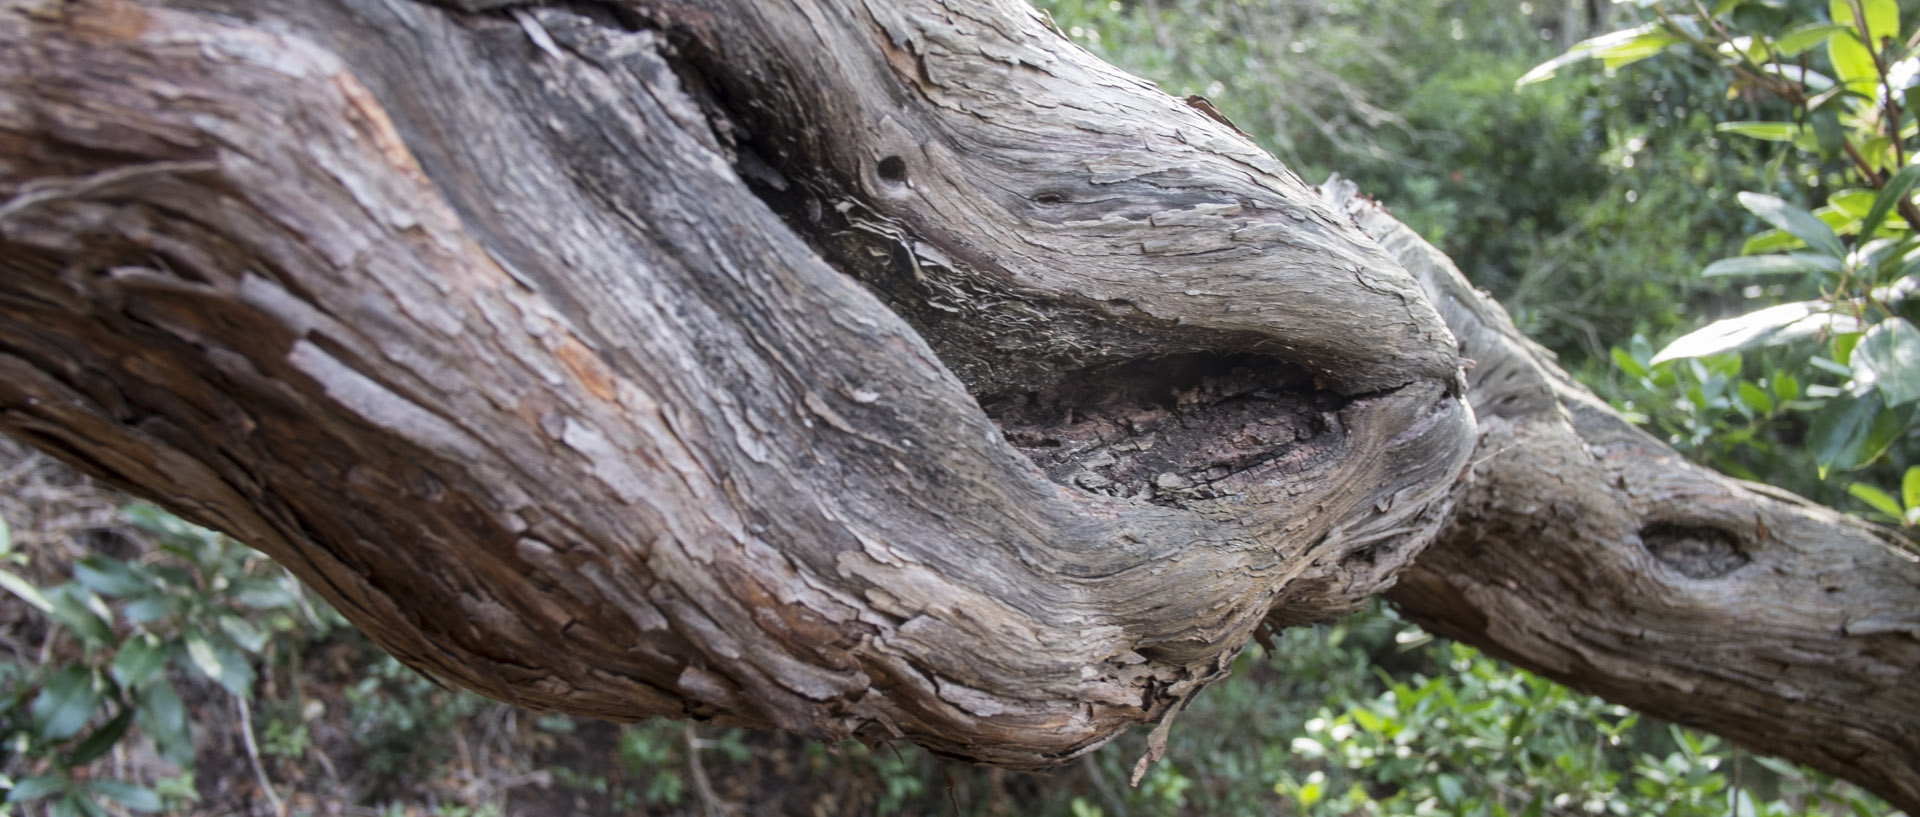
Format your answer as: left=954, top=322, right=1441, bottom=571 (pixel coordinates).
left=1325, top=180, right=1920, bottom=813
left=0, top=0, right=1470, bottom=768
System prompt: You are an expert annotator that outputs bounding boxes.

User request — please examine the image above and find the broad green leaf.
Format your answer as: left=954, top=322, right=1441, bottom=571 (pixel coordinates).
left=1701, top=253, right=1842, bottom=276
left=1850, top=317, right=1920, bottom=405
left=5, top=775, right=68, bottom=804
left=72, top=557, right=148, bottom=598
left=1612, top=346, right=1650, bottom=378
left=86, top=782, right=161, bottom=813
left=64, top=707, right=133, bottom=766
left=184, top=635, right=255, bottom=698
left=1809, top=393, right=1913, bottom=469
left=1829, top=0, right=1898, bottom=91
left=1828, top=188, right=1879, bottom=217
left=230, top=577, right=297, bottom=610
left=30, top=667, right=101, bottom=742
left=1742, top=227, right=1804, bottom=254
left=217, top=612, right=267, bottom=654
left=1848, top=482, right=1903, bottom=518
left=1650, top=301, right=1862, bottom=364
left=111, top=634, right=170, bottom=687
left=45, top=586, right=114, bottom=647
left=1861, top=165, right=1920, bottom=239
left=1776, top=22, right=1852, bottom=55
left=1903, top=465, right=1920, bottom=510
left=0, top=568, right=53, bottom=615
left=1738, top=381, right=1775, bottom=414
left=136, top=681, right=191, bottom=766
left=1598, top=27, right=1685, bottom=70
left=1738, top=192, right=1847, bottom=258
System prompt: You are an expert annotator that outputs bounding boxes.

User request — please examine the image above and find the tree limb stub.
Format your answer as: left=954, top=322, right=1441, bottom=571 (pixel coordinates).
left=1, top=0, right=1472, bottom=768
left=1324, top=180, right=1920, bottom=812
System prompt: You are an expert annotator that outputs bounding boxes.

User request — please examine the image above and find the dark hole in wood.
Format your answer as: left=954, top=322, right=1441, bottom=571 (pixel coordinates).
left=877, top=155, right=907, bottom=184
left=1641, top=522, right=1750, bottom=579
left=1032, top=191, right=1065, bottom=204
left=980, top=353, right=1342, bottom=505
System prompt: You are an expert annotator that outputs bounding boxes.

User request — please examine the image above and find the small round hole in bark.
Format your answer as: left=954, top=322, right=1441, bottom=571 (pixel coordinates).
left=1033, top=191, right=1065, bottom=205
left=1641, top=522, right=1750, bottom=579
left=877, top=155, right=907, bottom=185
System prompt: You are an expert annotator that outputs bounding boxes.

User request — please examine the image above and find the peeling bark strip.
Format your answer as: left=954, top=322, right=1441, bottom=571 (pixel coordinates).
left=1323, top=181, right=1920, bottom=813
left=0, top=0, right=1470, bottom=768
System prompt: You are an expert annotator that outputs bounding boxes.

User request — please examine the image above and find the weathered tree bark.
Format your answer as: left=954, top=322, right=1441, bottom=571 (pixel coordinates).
left=1326, top=181, right=1920, bottom=810
left=0, top=0, right=1914, bottom=807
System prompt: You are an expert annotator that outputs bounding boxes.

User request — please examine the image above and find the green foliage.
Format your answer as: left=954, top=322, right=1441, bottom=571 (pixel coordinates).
left=1547, top=0, right=1920, bottom=511
left=0, top=504, right=317, bottom=816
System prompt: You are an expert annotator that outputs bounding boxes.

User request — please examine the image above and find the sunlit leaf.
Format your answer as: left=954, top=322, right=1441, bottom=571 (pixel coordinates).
left=1714, top=121, right=1800, bottom=141
left=1701, top=253, right=1842, bottom=276
left=1850, top=317, right=1920, bottom=405
left=1829, top=0, right=1898, bottom=91
left=0, top=569, right=53, bottom=615
left=1776, top=22, right=1851, bottom=55
left=1517, top=23, right=1666, bottom=86
left=1848, top=481, right=1903, bottom=518
left=1738, top=192, right=1847, bottom=257
left=1650, top=301, right=1862, bottom=364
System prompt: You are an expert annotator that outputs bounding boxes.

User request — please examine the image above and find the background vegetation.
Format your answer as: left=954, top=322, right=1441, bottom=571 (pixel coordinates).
left=1, top=0, right=1912, bottom=814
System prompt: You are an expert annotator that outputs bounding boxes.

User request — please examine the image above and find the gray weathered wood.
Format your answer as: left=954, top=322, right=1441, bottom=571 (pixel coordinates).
left=1, top=0, right=1914, bottom=806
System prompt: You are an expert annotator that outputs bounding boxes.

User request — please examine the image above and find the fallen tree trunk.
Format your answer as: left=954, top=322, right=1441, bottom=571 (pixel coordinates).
left=0, top=0, right=1914, bottom=806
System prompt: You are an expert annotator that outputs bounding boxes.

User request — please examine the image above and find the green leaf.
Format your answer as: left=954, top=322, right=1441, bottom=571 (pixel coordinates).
left=1650, top=301, right=1862, bottom=364
left=30, top=667, right=102, bottom=742
left=1848, top=482, right=1904, bottom=518
left=1436, top=773, right=1465, bottom=806
left=111, top=634, right=170, bottom=688
left=1830, top=0, right=1898, bottom=91
left=0, top=514, right=11, bottom=556
left=1861, top=165, right=1920, bottom=240
left=86, top=782, right=162, bottom=813
left=1715, top=121, right=1800, bottom=142
left=72, top=557, right=148, bottom=598
left=0, top=568, right=54, bottom=615
left=64, top=706, right=133, bottom=766
left=217, top=612, right=267, bottom=654
left=1613, top=346, right=1650, bottom=378
left=1742, top=227, right=1804, bottom=254
left=1701, top=253, right=1842, bottom=276
left=5, top=775, right=69, bottom=804
left=1775, top=22, right=1852, bottom=55
left=1809, top=393, right=1914, bottom=469
left=1850, top=317, right=1920, bottom=405
left=45, top=586, right=115, bottom=647
left=1517, top=23, right=1667, bottom=86
left=136, top=681, right=191, bottom=766
left=1738, top=381, right=1775, bottom=414
left=1903, top=465, right=1920, bottom=510
left=1738, top=192, right=1847, bottom=258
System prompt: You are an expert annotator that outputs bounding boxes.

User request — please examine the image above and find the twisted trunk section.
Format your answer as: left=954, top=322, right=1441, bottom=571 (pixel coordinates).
left=0, top=0, right=1468, bottom=768
left=1, top=0, right=1916, bottom=806
left=1325, top=182, right=1920, bottom=812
